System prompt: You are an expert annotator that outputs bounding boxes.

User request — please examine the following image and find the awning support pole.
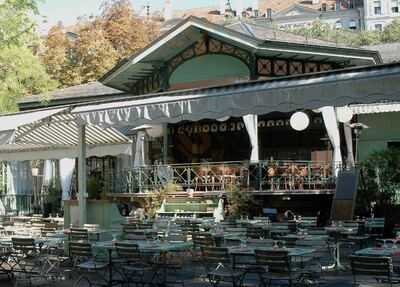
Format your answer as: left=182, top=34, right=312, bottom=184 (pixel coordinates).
left=77, top=123, right=87, bottom=226
left=162, top=124, right=168, bottom=164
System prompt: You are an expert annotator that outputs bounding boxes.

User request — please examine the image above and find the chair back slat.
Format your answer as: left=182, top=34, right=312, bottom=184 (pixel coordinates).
left=70, top=228, right=89, bottom=241
left=115, top=242, right=141, bottom=261
left=255, top=249, right=290, bottom=273
left=201, top=246, right=231, bottom=265
left=192, top=232, right=215, bottom=248
left=69, top=241, right=92, bottom=258
left=350, top=255, right=392, bottom=277
left=12, top=237, right=37, bottom=255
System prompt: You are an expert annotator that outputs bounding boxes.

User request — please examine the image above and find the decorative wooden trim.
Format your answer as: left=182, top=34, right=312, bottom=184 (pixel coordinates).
left=167, top=37, right=252, bottom=77
left=256, top=57, right=335, bottom=77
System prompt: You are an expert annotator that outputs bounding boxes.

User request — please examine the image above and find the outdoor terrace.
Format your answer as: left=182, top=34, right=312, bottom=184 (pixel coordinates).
left=110, top=160, right=339, bottom=197
left=0, top=215, right=394, bottom=287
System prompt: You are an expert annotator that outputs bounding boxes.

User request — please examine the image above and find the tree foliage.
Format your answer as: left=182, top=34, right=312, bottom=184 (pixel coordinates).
left=357, top=148, right=400, bottom=215
left=227, top=187, right=257, bottom=218
left=41, top=0, right=159, bottom=87
left=0, top=46, right=57, bottom=113
left=0, top=0, right=57, bottom=113
left=291, top=20, right=400, bottom=47
left=0, top=0, right=40, bottom=48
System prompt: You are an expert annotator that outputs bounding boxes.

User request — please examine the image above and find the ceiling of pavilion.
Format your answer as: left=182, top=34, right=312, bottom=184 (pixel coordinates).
left=100, top=16, right=382, bottom=93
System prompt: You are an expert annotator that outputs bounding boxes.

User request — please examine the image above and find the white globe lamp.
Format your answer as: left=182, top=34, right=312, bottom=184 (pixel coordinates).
left=290, top=111, right=310, bottom=131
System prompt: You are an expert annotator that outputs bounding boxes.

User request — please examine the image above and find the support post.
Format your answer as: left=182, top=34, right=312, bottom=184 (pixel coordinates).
left=162, top=123, right=168, bottom=164
left=77, top=123, right=87, bottom=226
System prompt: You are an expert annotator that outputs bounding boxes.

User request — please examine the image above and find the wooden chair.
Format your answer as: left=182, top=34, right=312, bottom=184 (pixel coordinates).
left=10, top=237, right=45, bottom=285
left=115, top=242, right=153, bottom=286
left=69, top=241, right=108, bottom=286
left=255, top=249, right=296, bottom=287
left=69, top=228, right=89, bottom=242
left=201, top=246, right=243, bottom=287
left=350, top=255, right=395, bottom=287
left=193, top=232, right=215, bottom=249
left=246, top=226, right=266, bottom=239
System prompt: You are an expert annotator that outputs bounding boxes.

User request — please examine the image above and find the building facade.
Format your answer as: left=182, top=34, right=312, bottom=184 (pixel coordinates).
left=363, top=0, right=400, bottom=30
left=256, top=4, right=363, bottom=30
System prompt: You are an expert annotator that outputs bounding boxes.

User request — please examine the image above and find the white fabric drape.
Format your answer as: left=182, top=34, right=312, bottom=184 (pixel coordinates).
left=319, top=106, right=342, bottom=176
left=344, top=124, right=355, bottom=168
left=59, top=158, right=75, bottom=201
left=0, top=130, right=14, bottom=145
left=243, top=114, right=259, bottom=162
left=213, top=199, right=224, bottom=223
left=6, top=161, right=33, bottom=211
left=134, top=131, right=146, bottom=167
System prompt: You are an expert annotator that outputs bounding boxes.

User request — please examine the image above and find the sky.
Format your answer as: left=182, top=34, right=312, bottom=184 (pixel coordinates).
left=37, top=0, right=254, bottom=33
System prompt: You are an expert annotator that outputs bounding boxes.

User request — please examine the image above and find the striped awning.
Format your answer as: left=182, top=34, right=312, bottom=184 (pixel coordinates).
left=0, top=107, right=132, bottom=160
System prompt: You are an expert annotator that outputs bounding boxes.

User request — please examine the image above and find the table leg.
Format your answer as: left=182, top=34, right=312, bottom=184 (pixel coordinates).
left=108, top=249, right=113, bottom=287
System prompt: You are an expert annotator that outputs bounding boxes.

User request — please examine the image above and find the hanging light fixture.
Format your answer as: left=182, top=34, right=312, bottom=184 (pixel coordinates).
left=290, top=111, right=310, bottom=131
left=146, top=124, right=164, bottom=138
left=217, top=116, right=230, bottom=122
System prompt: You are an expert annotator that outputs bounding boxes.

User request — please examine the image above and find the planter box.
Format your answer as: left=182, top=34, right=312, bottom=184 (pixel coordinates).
left=63, top=199, right=125, bottom=229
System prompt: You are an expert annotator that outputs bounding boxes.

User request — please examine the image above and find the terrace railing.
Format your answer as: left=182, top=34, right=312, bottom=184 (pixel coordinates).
left=111, top=160, right=341, bottom=195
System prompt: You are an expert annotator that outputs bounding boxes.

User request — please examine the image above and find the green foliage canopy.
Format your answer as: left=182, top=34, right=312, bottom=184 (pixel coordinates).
left=357, top=148, right=400, bottom=214
left=0, top=0, right=57, bottom=113
left=291, top=19, right=400, bottom=47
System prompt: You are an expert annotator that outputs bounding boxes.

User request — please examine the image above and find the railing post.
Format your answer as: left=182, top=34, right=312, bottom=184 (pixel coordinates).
left=187, top=167, right=191, bottom=191
left=258, top=162, right=262, bottom=192
left=138, top=167, right=143, bottom=194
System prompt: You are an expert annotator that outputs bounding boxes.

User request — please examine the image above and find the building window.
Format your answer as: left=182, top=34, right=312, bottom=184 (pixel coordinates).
left=374, top=0, right=382, bottom=15
left=321, top=3, right=327, bottom=11
left=392, top=0, right=400, bottom=13
left=349, top=20, right=357, bottom=29
left=375, top=23, right=383, bottom=31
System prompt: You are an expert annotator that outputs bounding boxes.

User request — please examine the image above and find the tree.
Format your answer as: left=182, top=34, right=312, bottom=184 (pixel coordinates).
left=381, top=19, right=400, bottom=43
left=0, top=0, right=57, bottom=113
left=357, top=148, right=400, bottom=236
left=0, top=0, right=40, bottom=48
left=0, top=46, right=57, bottom=113
left=40, top=0, right=159, bottom=87
left=75, top=21, right=119, bottom=83
left=291, top=21, right=378, bottom=47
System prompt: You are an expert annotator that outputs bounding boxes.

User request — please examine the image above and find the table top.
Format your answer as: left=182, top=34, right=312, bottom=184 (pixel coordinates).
left=0, top=236, right=64, bottom=247
left=325, top=226, right=356, bottom=234
left=280, top=234, right=328, bottom=241
left=94, top=240, right=193, bottom=253
left=355, top=247, right=400, bottom=257
left=228, top=246, right=315, bottom=257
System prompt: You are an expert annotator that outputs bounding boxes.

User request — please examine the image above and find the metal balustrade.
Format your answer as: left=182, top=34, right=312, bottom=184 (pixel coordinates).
left=110, top=160, right=341, bottom=195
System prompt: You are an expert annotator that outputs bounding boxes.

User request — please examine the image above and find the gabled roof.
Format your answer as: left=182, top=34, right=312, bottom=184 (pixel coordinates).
left=226, top=21, right=340, bottom=47
left=274, top=4, right=320, bottom=18
left=19, top=81, right=127, bottom=111
left=101, top=16, right=382, bottom=92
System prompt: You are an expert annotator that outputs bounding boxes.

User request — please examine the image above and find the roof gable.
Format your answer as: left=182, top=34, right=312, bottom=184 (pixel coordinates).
left=100, top=16, right=381, bottom=93
left=275, top=4, right=320, bottom=17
